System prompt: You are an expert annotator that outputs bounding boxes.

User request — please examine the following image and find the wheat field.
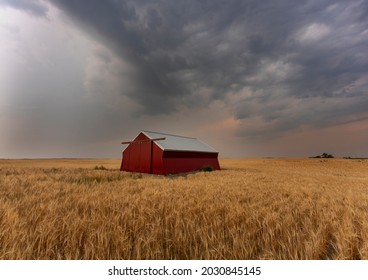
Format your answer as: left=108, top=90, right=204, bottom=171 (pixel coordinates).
left=0, top=158, right=367, bottom=260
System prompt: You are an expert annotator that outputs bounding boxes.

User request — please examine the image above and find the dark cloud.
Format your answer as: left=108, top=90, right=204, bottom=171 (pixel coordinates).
left=46, top=1, right=367, bottom=105
left=46, top=0, right=368, bottom=146
left=0, top=0, right=48, bottom=16
left=2, top=0, right=367, bottom=157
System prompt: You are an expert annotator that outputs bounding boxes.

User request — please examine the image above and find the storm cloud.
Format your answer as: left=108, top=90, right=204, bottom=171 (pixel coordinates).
left=1, top=0, right=367, bottom=157
left=49, top=0, right=368, bottom=116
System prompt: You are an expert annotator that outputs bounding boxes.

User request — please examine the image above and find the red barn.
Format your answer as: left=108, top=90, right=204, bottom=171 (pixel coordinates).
left=120, top=131, right=220, bottom=175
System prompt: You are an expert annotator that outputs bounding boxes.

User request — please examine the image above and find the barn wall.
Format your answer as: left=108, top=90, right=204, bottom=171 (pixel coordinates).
left=121, top=133, right=151, bottom=173
left=151, top=143, right=164, bottom=175
left=120, top=148, right=129, bottom=171
left=162, top=152, right=220, bottom=175
left=121, top=133, right=166, bottom=174
left=130, top=141, right=140, bottom=171
left=121, top=146, right=130, bottom=171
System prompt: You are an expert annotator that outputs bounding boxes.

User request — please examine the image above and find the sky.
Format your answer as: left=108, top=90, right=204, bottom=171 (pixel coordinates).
left=0, top=0, right=367, bottom=158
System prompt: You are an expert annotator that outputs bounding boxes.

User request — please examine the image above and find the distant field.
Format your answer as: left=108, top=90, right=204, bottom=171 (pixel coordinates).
left=0, top=158, right=368, bottom=259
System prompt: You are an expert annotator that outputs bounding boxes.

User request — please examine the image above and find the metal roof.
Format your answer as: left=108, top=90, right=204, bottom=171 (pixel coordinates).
left=142, top=131, right=218, bottom=153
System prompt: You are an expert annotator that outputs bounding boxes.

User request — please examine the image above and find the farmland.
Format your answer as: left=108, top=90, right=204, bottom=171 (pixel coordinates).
left=0, top=158, right=368, bottom=259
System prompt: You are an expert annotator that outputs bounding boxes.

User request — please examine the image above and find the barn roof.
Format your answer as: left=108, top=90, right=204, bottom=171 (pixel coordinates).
left=142, top=131, right=218, bottom=153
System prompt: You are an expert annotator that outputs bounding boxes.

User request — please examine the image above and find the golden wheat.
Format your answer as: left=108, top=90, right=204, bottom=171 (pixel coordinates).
left=0, top=158, right=367, bottom=259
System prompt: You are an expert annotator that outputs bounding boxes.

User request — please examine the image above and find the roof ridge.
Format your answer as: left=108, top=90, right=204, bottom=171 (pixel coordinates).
left=142, top=130, right=197, bottom=139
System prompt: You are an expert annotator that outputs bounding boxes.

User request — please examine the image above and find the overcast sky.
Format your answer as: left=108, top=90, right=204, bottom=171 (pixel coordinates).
left=1, top=0, right=367, bottom=158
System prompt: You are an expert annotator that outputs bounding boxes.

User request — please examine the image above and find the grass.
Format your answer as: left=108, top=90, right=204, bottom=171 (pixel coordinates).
left=0, top=158, right=368, bottom=259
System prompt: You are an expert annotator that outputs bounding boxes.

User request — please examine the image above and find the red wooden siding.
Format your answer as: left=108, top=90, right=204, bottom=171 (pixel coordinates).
left=121, top=133, right=150, bottom=173
left=120, top=131, right=220, bottom=175
left=163, top=157, right=220, bottom=175
left=151, top=143, right=164, bottom=175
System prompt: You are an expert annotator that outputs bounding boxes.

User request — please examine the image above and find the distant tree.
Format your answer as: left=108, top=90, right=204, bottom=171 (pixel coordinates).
left=321, top=153, right=334, bottom=158
left=311, top=153, right=334, bottom=158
